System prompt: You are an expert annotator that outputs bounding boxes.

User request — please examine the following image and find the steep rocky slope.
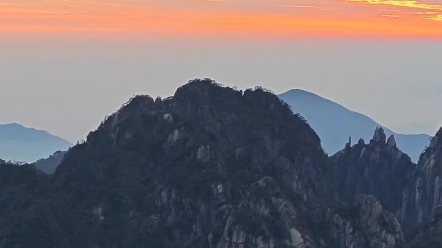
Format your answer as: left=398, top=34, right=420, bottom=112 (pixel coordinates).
left=399, top=128, right=442, bottom=235
left=405, top=216, right=442, bottom=248
left=52, top=80, right=339, bottom=248
left=0, top=80, right=407, bottom=248
left=403, top=130, right=442, bottom=247
left=330, top=127, right=416, bottom=214
left=330, top=125, right=442, bottom=243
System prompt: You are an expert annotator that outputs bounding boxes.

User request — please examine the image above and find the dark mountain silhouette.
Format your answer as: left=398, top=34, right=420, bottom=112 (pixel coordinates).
left=330, top=127, right=416, bottom=215
left=330, top=125, right=442, bottom=246
left=279, top=89, right=430, bottom=162
left=399, top=127, right=442, bottom=239
left=0, top=123, right=72, bottom=162
left=0, top=80, right=406, bottom=248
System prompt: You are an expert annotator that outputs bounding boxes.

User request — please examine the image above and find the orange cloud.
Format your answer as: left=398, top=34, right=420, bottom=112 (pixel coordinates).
left=342, top=0, right=442, bottom=21
left=344, top=0, right=442, bottom=10
left=1, top=1, right=441, bottom=38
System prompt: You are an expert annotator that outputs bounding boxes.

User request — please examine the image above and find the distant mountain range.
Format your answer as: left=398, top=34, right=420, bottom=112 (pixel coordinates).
left=0, top=123, right=72, bottom=162
left=279, top=89, right=431, bottom=162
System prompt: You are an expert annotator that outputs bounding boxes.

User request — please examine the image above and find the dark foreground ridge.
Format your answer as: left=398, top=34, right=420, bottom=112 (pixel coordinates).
left=0, top=79, right=440, bottom=247
left=330, top=127, right=415, bottom=215
left=330, top=125, right=442, bottom=247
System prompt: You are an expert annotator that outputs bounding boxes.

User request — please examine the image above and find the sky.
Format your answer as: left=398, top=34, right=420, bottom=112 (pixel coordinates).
left=1, top=0, right=442, bottom=142
left=1, top=0, right=442, bottom=37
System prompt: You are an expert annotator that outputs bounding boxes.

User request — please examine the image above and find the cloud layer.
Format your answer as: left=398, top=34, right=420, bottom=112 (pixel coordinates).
left=342, top=0, right=442, bottom=21
left=1, top=0, right=441, bottom=38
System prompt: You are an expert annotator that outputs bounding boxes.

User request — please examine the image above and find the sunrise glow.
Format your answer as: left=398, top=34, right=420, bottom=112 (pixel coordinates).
left=1, top=0, right=442, bottom=38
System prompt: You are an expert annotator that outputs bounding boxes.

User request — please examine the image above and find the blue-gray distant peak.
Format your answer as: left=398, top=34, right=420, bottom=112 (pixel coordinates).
left=281, top=89, right=367, bottom=117
left=279, top=89, right=431, bottom=162
left=0, top=123, right=53, bottom=139
left=0, top=123, right=72, bottom=163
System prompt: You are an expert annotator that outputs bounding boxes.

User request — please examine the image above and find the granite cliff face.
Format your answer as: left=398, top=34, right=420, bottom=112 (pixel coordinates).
left=330, top=125, right=442, bottom=244
left=321, top=194, right=404, bottom=248
left=404, top=135, right=442, bottom=247
left=0, top=80, right=415, bottom=247
left=330, top=127, right=416, bottom=214
left=405, top=214, right=442, bottom=248
left=399, top=128, right=442, bottom=236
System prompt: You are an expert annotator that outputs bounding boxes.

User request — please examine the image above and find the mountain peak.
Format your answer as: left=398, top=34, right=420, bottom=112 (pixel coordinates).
left=387, top=134, right=397, bottom=148
left=48, top=79, right=344, bottom=247
left=284, top=88, right=316, bottom=95
left=0, top=122, right=25, bottom=129
left=0, top=122, right=50, bottom=136
left=0, top=122, right=72, bottom=162
left=282, top=88, right=333, bottom=102
left=0, top=80, right=428, bottom=247
left=429, top=126, right=442, bottom=149
left=372, top=127, right=387, bottom=143
left=331, top=128, right=415, bottom=216
left=278, top=89, right=430, bottom=162
left=435, top=127, right=442, bottom=138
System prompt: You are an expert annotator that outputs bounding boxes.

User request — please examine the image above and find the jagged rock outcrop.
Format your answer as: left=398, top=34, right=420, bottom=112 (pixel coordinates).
left=399, top=128, right=442, bottom=235
left=317, top=195, right=404, bottom=248
left=217, top=177, right=319, bottom=248
left=330, top=125, right=442, bottom=242
left=356, top=195, right=404, bottom=248
left=216, top=182, right=405, bottom=248
left=373, top=127, right=387, bottom=144
left=387, top=135, right=397, bottom=149
left=331, top=127, right=416, bottom=215
left=405, top=215, right=442, bottom=248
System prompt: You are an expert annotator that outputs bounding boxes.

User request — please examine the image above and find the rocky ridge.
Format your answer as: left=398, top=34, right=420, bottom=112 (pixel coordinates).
left=402, top=138, right=442, bottom=248
left=399, top=128, right=442, bottom=237
left=52, top=79, right=342, bottom=248
left=330, top=127, right=415, bottom=214
left=330, top=125, right=442, bottom=246
left=0, top=79, right=440, bottom=247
